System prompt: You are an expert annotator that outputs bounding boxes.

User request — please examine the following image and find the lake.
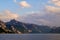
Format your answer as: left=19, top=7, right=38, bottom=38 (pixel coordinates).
left=0, top=34, right=60, bottom=40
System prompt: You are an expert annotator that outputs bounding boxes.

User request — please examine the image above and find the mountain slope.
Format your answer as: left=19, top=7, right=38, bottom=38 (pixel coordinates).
left=6, top=19, right=52, bottom=33
left=0, top=19, right=60, bottom=34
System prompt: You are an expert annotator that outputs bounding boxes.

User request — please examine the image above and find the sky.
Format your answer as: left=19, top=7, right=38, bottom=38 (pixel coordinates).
left=0, top=0, right=41, bottom=15
left=0, top=0, right=60, bottom=27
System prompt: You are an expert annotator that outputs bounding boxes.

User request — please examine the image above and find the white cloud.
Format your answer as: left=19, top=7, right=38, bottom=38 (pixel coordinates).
left=0, top=10, right=19, bottom=22
left=45, top=4, right=60, bottom=26
left=20, top=11, right=60, bottom=26
left=18, top=6, right=60, bottom=27
left=19, top=1, right=31, bottom=8
left=48, top=0, right=60, bottom=6
left=19, top=11, right=54, bottom=26
left=45, top=5, right=60, bottom=13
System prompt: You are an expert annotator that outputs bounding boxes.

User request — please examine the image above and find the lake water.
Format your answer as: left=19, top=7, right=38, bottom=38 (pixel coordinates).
left=0, top=34, right=60, bottom=40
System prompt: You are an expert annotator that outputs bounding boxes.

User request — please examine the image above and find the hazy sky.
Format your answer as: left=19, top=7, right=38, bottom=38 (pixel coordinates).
left=0, top=0, right=60, bottom=27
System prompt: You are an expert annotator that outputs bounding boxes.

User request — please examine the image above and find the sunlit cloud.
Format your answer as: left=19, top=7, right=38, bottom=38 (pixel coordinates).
left=45, top=5, right=60, bottom=13
left=19, top=1, right=31, bottom=8
left=0, top=10, right=19, bottom=21
left=48, top=0, right=60, bottom=6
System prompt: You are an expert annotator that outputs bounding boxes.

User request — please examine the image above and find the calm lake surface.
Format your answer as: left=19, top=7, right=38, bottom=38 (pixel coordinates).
left=0, top=34, right=60, bottom=40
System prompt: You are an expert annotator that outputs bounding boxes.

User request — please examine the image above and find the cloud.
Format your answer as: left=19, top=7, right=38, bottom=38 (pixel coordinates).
left=45, top=5, right=60, bottom=13
left=18, top=4, right=60, bottom=27
left=52, top=0, right=60, bottom=6
left=45, top=5, right=60, bottom=26
left=48, top=0, right=60, bottom=6
left=0, top=10, right=19, bottom=21
left=19, top=1, right=31, bottom=8
left=2, top=0, right=60, bottom=27
left=19, top=11, right=54, bottom=26
left=12, top=0, right=60, bottom=27
left=13, top=0, right=31, bottom=8
left=19, top=10, right=60, bottom=27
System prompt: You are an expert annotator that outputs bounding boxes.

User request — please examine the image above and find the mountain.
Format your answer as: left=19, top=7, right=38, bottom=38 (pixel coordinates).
left=6, top=19, right=26, bottom=33
left=0, top=20, right=22, bottom=34
left=0, top=20, right=13, bottom=33
left=0, top=19, right=60, bottom=34
left=6, top=19, right=52, bottom=33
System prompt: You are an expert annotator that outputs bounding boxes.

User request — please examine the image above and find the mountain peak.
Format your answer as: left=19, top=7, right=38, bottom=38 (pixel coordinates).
left=10, top=19, right=17, bottom=22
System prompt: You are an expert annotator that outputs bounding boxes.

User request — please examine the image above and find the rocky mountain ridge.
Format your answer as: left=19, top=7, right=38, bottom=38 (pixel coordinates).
left=0, top=19, right=60, bottom=34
